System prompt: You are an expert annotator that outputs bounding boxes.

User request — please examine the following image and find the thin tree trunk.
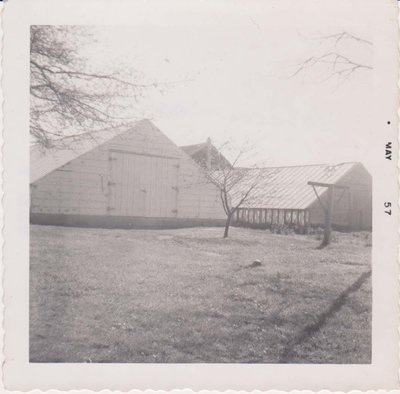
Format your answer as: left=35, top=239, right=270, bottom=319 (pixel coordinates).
left=223, top=213, right=233, bottom=238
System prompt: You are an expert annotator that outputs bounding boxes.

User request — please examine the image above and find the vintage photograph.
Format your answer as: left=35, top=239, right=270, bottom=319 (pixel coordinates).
left=29, top=24, right=373, bottom=364
left=2, top=0, right=399, bottom=390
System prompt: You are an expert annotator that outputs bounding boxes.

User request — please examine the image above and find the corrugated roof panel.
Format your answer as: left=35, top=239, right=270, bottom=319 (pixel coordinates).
left=230, top=162, right=357, bottom=209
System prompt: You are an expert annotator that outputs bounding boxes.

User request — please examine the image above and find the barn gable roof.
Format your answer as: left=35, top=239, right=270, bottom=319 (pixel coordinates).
left=30, top=119, right=155, bottom=183
left=180, top=143, right=206, bottom=156
left=230, top=162, right=365, bottom=210
left=180, top=141, right=231, bottom=170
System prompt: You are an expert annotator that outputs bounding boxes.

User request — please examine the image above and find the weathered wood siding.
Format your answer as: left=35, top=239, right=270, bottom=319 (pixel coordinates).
left=30, top=120, right=225, bottom=221
left=108, top=151, right=179, bottom=217
left=307, top=188, right=351, bottom=228
left=308, top=163, right=372, bottom=231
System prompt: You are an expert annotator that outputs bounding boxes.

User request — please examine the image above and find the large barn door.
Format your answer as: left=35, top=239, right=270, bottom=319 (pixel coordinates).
left=108, top=150, right=179, bottom=217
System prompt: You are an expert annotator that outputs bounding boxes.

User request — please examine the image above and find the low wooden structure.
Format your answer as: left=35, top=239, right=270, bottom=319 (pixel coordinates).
left=231, top=162, right=372, bottom=232
left=234, top=208, right=310, bottom=228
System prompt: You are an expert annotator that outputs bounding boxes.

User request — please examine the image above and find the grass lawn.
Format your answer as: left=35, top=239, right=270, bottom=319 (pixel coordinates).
left=30, top=225, right=371, bottom=363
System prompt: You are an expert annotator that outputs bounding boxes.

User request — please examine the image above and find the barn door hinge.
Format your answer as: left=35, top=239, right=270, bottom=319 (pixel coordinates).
left=171, top=186, right=179, bottom=191
left=108, top=181, right=116, bottom=186
left=107, top=207, right=115, bottom=211
left=173, top=164, right=180, bottom=168
left=171, top=209, right=178, bottom=214
left=108, top=157, right=117, bottom=161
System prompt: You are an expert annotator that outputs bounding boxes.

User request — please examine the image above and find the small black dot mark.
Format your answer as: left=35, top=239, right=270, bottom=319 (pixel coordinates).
left=387, top=121, right=391, bottom=125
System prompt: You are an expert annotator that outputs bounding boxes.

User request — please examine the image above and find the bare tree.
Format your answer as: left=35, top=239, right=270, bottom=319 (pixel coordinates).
left=206, top=145, right=263, bottom=238
left=292, top=31, right=372, bottom=82
left=30, top=25, right=160, bottom=148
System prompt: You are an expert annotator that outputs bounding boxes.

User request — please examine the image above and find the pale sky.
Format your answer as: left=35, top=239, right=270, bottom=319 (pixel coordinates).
left=78, top=20, right=374, bottom=170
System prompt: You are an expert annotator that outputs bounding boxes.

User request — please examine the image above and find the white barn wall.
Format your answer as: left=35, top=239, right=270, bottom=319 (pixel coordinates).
left=30, top=120, right=226, bottom=225
left=308, top=163, right=372, bottom=231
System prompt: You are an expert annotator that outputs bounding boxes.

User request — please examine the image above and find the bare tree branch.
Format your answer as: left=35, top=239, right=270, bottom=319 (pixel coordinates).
left=30, top=25, right=169, bottom=148
left=291, top=31, right=373, bottom=82
left=298, top=31, right=372, bottom=47
left=204, top=142, right=264, bottom=238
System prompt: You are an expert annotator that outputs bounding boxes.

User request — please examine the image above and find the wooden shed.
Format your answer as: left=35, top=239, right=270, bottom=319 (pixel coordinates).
left=30, top=120, right=226, bottom=228
left=230, top=162, right=372, bottom=232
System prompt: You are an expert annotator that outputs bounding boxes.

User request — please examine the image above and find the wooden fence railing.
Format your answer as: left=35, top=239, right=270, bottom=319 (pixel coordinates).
left=232, top=208, right=310, bottom=229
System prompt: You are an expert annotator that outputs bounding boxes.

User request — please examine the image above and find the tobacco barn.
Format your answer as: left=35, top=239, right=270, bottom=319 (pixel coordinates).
left=30, top=119, right=226, bottom=228
left=229, top=162, right=372, bottom=232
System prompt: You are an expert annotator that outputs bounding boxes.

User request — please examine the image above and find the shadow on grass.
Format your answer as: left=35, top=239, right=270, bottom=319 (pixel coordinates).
left=279, top=270, right=372, bottom=363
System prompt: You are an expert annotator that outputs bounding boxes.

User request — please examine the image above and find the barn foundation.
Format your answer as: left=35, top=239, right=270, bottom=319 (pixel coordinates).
left=30, top=213, right=225, bottom=229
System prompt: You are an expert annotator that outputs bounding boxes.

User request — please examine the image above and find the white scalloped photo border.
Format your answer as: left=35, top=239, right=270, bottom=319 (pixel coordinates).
left=1, top=0, right=399, bottom=391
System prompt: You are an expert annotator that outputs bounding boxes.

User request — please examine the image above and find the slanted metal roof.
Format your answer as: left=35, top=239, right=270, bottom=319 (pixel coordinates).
left=230, top=162, right=359, bottom=210
left=30, top=120, right=146, bottom=184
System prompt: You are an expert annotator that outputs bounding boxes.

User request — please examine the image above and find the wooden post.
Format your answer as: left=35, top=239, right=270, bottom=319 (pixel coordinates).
left=348, top=190, right=352, bottom=230
left=320, top=185, right=334, bottom=248
left=308, top=181, right=349, bottom=248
